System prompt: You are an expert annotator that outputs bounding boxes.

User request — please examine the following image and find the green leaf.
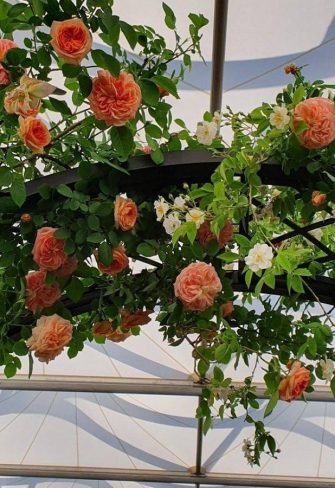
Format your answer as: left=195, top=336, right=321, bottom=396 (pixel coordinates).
left=98, top=241, right=112, bottom=266
left=57, top=184, right=73, bottom=197
left=136, top=242, right=156, bottom=257
left=4, top=363, right=17, bottom=378
left=5, top=47, right=26, bottom=65
left=264, top=390, right=279, bottom=417
left=87, top=214, right=100, bottom=231
left=110, top=126, right=135, bottom=159
left=87, top=232, right=104, bottom=243
left=150, top=148, right=164, bottom=165
left=162, top=2, right=176, bottom=29
left=292, top=85, right=305, bottom=106
left=54, top=228, right=70, bottom=239
left=120, top=21, right=137, bottom=49
left=10, top=173, right=26, bottom=207
left=140, top=80, right=159, bottom=106
left=91, top=49, right=120, bottom=77
left=331, top=376, right=335, bottom=398
left=151, top=75, right=179, bottom=98
left=62, top=63, right=81, bottom=78
left=7, top=3, right=27, bottom=16
left=13, top=341, right=29, bottom=356
left=66, top=277, right=84, bottom=303
left=78, top=74, right=92, bottom=97
left=49, top=97, right=72, bottom=115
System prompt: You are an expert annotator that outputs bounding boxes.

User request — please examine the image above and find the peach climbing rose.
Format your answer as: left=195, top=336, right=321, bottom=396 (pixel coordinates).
left=27, top=314, right=73, bottom=363
left=4, top=74, right=56, bottom=117
left=93, top=321, right=132, bottom=343
left=174, top=262, right=222, bottom=311
left=18, top=116, right=51, bottom=153
left=294, top=97, right=335, bottom=149
left=197, top=220, right=233, bottom=250
left=25, top=270, right=61, bottom=314
left=0, top=39, right=17, bottom=85
left=96, top=245, right=129, bottom=275
left=278, top=360, right=310, bottom=401
left=50, top=18, right=92, bottom=64
left=120, top=309, right=152, bottom=329
left=221, top=301, right=234, bottom=318
left=32, top=227, right=67, bottom=271
left=114, top=195, right=138, bottom=231
left=55, top=255, right=78, bottom=278
left=89, top=70, right=141, bottom=126
left=311, top=190, right=327, bottom=208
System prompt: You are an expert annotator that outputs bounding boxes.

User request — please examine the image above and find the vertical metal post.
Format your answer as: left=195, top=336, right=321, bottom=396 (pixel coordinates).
left=210, top=0, right=229, bottom=113
left=195, top=396, right=204, bottom=488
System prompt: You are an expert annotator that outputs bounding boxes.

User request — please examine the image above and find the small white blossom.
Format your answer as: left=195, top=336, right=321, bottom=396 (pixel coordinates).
left=163, top=212, right=181, bottom=235
left=245, top=243, right=273, bottom=273
left=327, top=88, right=335, bottom=101
left=242, top=439, right=254, bottom=467
left=154, top=198, right=169, bottom=222
left=174, top=195, right=187, bottom=210
left=196, top=121, right=217, bottom=145
left=213, top=110, right=223, bottom=127
left=185, top=207, right=205, bottom=229
left=269, top=106, right=290, bottom=130
left=319, top=358, right=334, bottom=382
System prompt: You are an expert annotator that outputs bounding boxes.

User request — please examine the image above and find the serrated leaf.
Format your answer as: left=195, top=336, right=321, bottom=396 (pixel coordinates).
left=264, top=390, right=279, bottom=417
left=10, top=173, right=26, bottom=207
left=98, top=241, right=112, bottom=266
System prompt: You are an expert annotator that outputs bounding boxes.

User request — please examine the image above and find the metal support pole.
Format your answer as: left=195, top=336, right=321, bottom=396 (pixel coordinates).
left=210, top=0, right=229, bottom=113
left=0, top=465, right=333, bottom=487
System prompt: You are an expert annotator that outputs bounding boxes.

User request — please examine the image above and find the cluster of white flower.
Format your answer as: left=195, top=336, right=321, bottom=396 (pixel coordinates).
left=195, top=110, right=222, bottom=145
left=242, top=438, right=254, bottom=467
left=154, top=194, right=206, bottom=236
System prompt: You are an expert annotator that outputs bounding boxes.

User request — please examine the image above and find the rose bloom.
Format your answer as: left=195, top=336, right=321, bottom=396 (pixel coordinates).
left=197, top=220, right=233, bottom=250
left=311, top=190, right=327, bottom=208
left=18, top=116, right=51, bottom=153
left=33, top=227, right=67, bottom=271
left=55, top=255, right=78, bottom=278
left=284, top=63, right=298, bottom=75
left=92, top=320, right=132, bottom=343
left=50, top=18, right=92, bottom=65
left=96, top=245, right=129, bottom=275
left=141, top=145, right=152, bottom=154
left=185, top=207, right=206, bottom=229
left=114, top=195, right=138, bottom=231
left=174, top=262, right=222, bottom=311
left=89, top=70, right=141, bottom=126
left=0, top=39, right=17, bottom=85
left=195, top=121, right=217, bottom=145
left=25, top=270, right=61, bottom=314
left=294, top=97, right=335, bottom=149
left=278, top=360, right=310, bottom=401
left=27, top=314, right=73, bottom=363
left=20, top=213, right=32, bottom=223
left=221, top=301, right=234, bottom=318
left=120, top=309, right=152, bottom=329
left=245, top=243, right=273, bottom=273
left=4, top=74, right=56, bottom=117
left=269, top=106, right=290, bottom=130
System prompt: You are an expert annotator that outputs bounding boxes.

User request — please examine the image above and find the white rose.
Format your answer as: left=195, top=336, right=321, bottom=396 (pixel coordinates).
left=245, top=243, right=273, bottom=273
left=269, top=106, right=290, bottom=130
left=185, top=207, right=205, bottom=229
left=154, top=198, right=169, bottom=222
left=319, top=358, right=334, bottom=382
left=195, top=121, right=217, bottom=145
left=163, top=212, right=181, bottom=235
left=174, top=195, right=187, bottom=210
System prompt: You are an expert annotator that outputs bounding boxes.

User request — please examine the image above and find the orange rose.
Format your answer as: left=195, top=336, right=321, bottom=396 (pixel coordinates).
left=20, top=213, right=32, bottom=223
left=96, top=245, right=129, bottom=275
left=311, top=191, right=327, bottom=208
left=0, top=39, right=17, bottom=86
left=32, top=227, right=67, bottom=271
left=4, top=74, right=56, bottom=117
left=120, top=309, right=152, bottom=329
left=141, top=145, right=152, bottom=154
left=114, top=195, right=138, bottom=231
left=278, top=360, right=310, bottom=401
left=197, top=220, right=233, bottom=250
left=18, top=116, right=51, bottom=153
left=27, top=314, right=73, bottom=363
left=50, top=18, right=92, bottom=65
left=174, top=262, right=222, bottom=311
left=89, top=70, right=141, bottom=126
left=25, top=270, right=61, bottom=314
left=55, top=255, right=78, bottom=278
left=92, top=320, right=132, bottom=343
left=294, top=97, right=335, bottom=149
left=221, top=301, right=234, bottom=318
